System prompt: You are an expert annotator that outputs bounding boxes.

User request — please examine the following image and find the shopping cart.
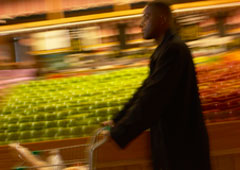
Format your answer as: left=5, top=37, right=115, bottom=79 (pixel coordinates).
left=12, top=127, right=109, bottom=170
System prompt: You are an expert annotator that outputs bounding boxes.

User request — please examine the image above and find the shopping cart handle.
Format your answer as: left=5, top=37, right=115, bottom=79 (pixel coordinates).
left=89, top=127, right=110, bottom=170
left=12, top=167, right=28, bottom=170
left=103, top=126, right=111, bottom=131
left=90, top=127, right=110, bottom=148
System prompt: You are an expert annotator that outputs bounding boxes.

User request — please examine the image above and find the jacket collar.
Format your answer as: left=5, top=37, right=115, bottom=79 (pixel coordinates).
left=158, top=29, right=175, bottom=48
left=150, top=29, right=175, bottom=66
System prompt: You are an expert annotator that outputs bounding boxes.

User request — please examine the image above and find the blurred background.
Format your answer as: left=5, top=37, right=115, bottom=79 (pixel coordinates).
left=0, top=0, right=240, bottom=169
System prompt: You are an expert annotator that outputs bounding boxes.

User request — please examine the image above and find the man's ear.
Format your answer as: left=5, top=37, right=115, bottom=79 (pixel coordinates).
left=157, top=15, right=167, bottom=24
left=161, top=16, right=167, bottom=24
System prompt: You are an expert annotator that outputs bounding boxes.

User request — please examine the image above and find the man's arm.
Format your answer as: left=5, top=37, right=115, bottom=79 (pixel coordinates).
left=110, top=43, right=189, bottom=148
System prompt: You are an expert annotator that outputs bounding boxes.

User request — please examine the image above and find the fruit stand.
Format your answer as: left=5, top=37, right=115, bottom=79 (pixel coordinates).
left=1, top=49, right=240, bottom=146
left=0, top=48, right=240, bottom=169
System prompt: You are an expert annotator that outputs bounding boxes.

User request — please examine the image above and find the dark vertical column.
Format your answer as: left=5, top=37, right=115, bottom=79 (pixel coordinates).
left=215, top=12, right=228, bottom=37
left=117, top=23, right=127, bottom=50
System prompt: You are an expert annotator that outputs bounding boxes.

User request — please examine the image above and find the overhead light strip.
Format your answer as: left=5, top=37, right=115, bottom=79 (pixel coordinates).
left=172, top=1, right=240, bottom=13
left=0, top=14, right=142, bottom=36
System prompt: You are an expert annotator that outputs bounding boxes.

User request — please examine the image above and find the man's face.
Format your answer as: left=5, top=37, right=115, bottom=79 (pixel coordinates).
left=140, top=6, right=164, bottom=40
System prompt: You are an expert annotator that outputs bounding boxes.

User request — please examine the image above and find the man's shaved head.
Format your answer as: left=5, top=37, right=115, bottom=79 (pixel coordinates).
left=147, top=1, right=172, bottom=25
left=141, top=1, right=172, bottom=40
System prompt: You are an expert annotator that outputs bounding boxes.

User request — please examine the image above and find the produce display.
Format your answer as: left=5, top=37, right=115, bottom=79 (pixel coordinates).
left=0, top=67, right=148, bottom=145
left=195, top=50, right=240, bottom=123
left=0, top=49, right=240, bottom=145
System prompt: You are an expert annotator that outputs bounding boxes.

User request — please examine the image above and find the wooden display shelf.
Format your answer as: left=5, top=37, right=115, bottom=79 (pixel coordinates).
left=81, top=42, right=119, bottom=50
left=126, top=38, right=153, bottom=45
left=1, top=120, right=240, bottom=170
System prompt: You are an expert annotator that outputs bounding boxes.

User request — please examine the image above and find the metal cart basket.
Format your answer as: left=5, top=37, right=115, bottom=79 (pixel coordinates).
left=13, top=128, right=108, bottom=170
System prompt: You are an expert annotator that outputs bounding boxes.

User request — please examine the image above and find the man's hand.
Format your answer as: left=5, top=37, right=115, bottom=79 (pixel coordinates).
left=101, top=120, right=114, bottom=127
left=101, top=120, right=114, bottom=140
left=101, top=129, right=110, bottom=136
left=100, top=120, right=113, bottom=139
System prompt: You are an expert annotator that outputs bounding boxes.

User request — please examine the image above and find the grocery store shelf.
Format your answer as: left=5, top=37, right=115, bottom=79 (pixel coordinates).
left=126, top=33, right=142, bottom=36
left=226, top=28, right=240, bottom=35
left=85, top=50, right=116, bottom=56
left=127, top=38, right=153, bottom=45
left=81, top=42, right=119, bottom=50
left=0, top=0, right=240, bottom=36
left=30, top=47, right=71, bottom=55
left=0, top=9, right=143, bottom=36
left=121, top=47, right=145, bottom=53
left=100, top=34, right=118, bottom=38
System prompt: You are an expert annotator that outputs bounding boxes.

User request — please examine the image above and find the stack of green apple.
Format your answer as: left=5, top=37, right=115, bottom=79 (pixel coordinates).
left=0, top=67, right=148, bottom=145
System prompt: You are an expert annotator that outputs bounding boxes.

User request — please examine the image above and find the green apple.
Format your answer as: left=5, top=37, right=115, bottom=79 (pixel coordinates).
left=71, top=126, right=83, bottom=136
left=36, top=106, right=45, bottom=112
left=56, top=111, right=68, bottom=120
left=44, top=128, right=58, bottom=137
left=45, top=113, right=57, bottom=121
left=19, top=116, right=33, bottom=123
left=7, top=132, right=19, bottom=141
left=19, top=123, right=32, bottom=131
left=55, top=105, right=65, bottom=111
left=57, top=128, right=71, bottom=137
left=106, top=100, right=119, bottom=107
left=44, top=105, right=55, bottom=112
left=7, top=124, right=19, bottom=132
left=34, top=114, right=45, bottom=122
left=0, top=133, right=7, bottom=141
left=57, top=119, right=69, bottom=127
left=118, top=98, right=129, bottom=105
left=68, top=119, right=78, bottom=127
left=86, top=113, right=96, bottom=118
left=31, top=130, right=44, bottom=138
left=95, top=117, right=105, bottom=123
left=2, top=107, right=12, bottom=115
left=32, top=122, right=45, bottom=130
left=23, top=109, right=36, bottom=115
left=67, top=109, right=79, bottom=115
left=94, top=108, right=108, bottom=117
left=82, top=124, right=99, bottom=135
left=7, top=116, right=19, bottom=123
left=0, top=123, right=8, bottom=133
left=45, top=121, right=58, bottom=128
left=74, top=106, right=89, bottom=114
left=87, top=118, right=98, bottom=125
left=75, top=119, right=88, bottom=126
left=103, top=115, right=113, bottom=121
left=68, top=113, right=89, bottom=120
left=19, top=131, right=32, bottom=140
left=107, top=107, right=120, bottom=115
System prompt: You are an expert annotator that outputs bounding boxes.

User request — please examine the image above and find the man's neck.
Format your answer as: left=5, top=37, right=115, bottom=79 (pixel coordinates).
left=155, top=28, right=173, bottom=45
left=155, top=34, right=164, bottom=45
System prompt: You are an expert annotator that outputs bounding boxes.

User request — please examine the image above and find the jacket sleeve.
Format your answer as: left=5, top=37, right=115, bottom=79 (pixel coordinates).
left=110, top=43, right=188, bottom=148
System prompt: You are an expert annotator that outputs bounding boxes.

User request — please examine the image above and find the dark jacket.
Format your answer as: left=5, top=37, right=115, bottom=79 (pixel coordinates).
left=110, top=30, right=211, bottom=170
